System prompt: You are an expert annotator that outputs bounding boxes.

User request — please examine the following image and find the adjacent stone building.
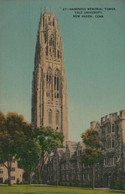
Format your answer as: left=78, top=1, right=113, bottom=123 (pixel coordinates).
left=0, top=159, right=23, bottom=184
left=42, top=111, right=125, bottom=188
left=32, top=10, right=69, bottom=143
left=100, top=110, right=125, bottom=187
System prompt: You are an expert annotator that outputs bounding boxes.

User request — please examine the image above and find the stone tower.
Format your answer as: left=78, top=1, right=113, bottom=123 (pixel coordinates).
left=32, top=10, right=69, bottom=143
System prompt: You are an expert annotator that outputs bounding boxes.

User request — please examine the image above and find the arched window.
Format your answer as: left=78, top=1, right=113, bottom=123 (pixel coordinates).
left=46, top=67, right=52, bottom=98
left=49, top=34, right=55, bottom=57
left=46, top=46, right=48, bottom=56
left=56, top=110, right=59, bottom=125
left=49, top=35, right=54, bottom=46
left=48, top=109, right=52, bottom=124
left=57, top=50, right=60, bottom=58
left=44, top=33, right=47, bottom=43
left=54, top=69, right=60, bottom=98
left=46, top=67, right=52, bottom=89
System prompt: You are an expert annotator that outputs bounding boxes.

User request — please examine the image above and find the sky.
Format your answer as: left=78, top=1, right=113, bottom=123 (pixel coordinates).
left=0, top=0, right=125, bottom=141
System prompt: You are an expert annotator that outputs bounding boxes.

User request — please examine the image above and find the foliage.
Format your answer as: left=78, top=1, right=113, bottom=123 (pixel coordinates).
left=81, top=129, right=104, bottom=166
left=0, top=111, right=64, bottom=184
left=81, top=129, right=104, bottom=189
left=16, top=178, right=20, bottom=184
left=81, top=129, right=103, bottom=149
left=34, top=127, right=64, bottom=154
left=82, top=147, right=104, bottom=166
left=34, top=127, right=64, bottom=180
left=110, top=183, right=125, bottom=190
left=0, top=112, right=34, bottom=185
left=17, top=139, right=41, bottom=180
left=4, top=179, right=9, bottom=184
left=0, top=112, right=34, bottom=163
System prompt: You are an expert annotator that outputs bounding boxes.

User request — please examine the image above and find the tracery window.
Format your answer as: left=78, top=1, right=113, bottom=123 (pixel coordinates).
left=46, top=67, right=52, bottom=89
left=49, top=34, right=55, bottom=57
left=49, top=37, right=54, bottom=46
left=54, top=69, right=60, bottom=98
left=46, top=67, right=52, bottom=99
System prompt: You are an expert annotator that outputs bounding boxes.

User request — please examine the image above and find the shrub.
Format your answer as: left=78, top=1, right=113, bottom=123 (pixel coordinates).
left=111, top=182, right=125, bottom=190
left=16, top=178, right=20, bottom=184
left=23, top=181, right=29, bottom=184
left=4, top=179, right=9, bottom=184
left=37, top=180, right=42, bottom=184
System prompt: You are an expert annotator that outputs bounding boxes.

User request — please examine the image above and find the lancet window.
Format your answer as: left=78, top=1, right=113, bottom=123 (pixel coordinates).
left=49, top=34, right=55, bottom=57
left=49, top=36, right=54, bottom=46
left=54, top=69, right=60, bottom=98
left=46, top=67, right=52, bottom=98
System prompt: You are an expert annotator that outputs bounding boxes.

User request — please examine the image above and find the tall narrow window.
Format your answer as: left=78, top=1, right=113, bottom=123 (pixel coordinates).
left=112, top=124, right=115, bottom=132
left=57, top=77, right=59, bottom=90
left=54, top=69, right=60, bottom=98
left=44, top=33, right=47, bottom=43
left=116, top=125, right=119, bottom=136
left=46, top=67, right=52, bottom=96
left=57, top=50, right=60, bottom=58
left=112, top=140, right=114, bottom=148
left=56, top=110, right=59, bottom=125
left=46, top=46, right=48, bottom=56
left=54, top=76, right=56, bottom=90
left=48, top=109, right=52, bottom=124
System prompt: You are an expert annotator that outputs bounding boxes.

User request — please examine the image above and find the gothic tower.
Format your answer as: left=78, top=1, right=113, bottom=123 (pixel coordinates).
left=32, top=10, right=69, bottom=143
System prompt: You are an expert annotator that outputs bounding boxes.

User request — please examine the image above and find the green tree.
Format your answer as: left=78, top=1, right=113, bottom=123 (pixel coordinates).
left=0, top=112, right=34, bottom=186
left=17, top=139, right=41, bottom=184
left=34, top=127, right=64, bottom=181
left=81, top=129, right=104, bottom=189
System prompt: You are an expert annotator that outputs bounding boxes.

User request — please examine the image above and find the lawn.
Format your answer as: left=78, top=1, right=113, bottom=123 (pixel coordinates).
left=0, top=185, right=124, bottom=194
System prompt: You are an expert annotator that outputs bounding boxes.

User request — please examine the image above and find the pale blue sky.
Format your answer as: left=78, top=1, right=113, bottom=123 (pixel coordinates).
left=0, top=0, right=125, bottom=141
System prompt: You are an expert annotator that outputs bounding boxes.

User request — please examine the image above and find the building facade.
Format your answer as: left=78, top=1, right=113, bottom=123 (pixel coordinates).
left=32, top=10, right=69, bottom=143
left=100, top=110, right=125, bottom=187
left=0, top=159, right=23, bottom=184
left=42, top=110, right=125, bottom=188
